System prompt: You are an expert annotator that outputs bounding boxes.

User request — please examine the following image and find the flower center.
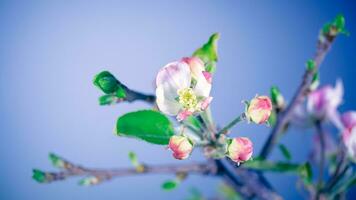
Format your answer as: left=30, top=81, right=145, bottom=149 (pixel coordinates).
left=177, top=88, right=198, bottom=111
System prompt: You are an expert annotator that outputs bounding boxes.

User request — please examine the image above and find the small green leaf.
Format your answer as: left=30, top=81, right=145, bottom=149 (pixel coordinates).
left=98, top=94, right=117, bottom=105
left=193, top=33, right=220, bottom=73
left=128, top=151, right=138, bottom=165
left=116, top=86, right=127, bottom=98
left=334, top=14, right=345, bottom=32
left=310, top=72, right=320, bottom=91
left=162, top=180, right=178, bottom=191
left=243, top=158, right=301, bottom=173
left=299, top=162, right=313, bottom=184
left=268, top=111, right=277, bottom=127
left=278, top=144, right=292, bottom=161
left=93, top=71, right=120, bottom=94
left=32, top=169, right=47, bottom=183
left=49, top=153, right=65, bottom=168
left=306, top=59, right=316, bottom=72
left=116, top=110, right=174, bottom=145
left=79, top=176, right=100, bottom=186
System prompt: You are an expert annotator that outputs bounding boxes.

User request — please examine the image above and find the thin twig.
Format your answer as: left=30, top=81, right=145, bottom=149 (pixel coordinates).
left=37, top=156, right=216, bottom=184
left=259, top=34, right=336, bottom=159
left=217, top=113, right=245, bottom=135
left=315, top=121, right=326, bottom=200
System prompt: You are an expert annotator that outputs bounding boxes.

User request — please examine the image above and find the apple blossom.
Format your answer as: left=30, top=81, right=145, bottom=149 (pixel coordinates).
left=341, top=111, right=356, bottom=161
left=307, top=80, right=343, bottom=121
left=168, top=135, right=194, bottom=160
left=227, top=137, right=253, bottom=164
left=156, top=57, right=212, bottom=121
left=245, top=96, right=273, bottom=124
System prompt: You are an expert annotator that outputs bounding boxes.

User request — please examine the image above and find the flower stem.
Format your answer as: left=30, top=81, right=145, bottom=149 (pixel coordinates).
left=217, top=113, right=246, bottom=135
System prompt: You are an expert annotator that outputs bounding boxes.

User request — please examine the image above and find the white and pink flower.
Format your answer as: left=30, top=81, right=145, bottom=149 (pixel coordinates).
left=227, top=137, right=253, bottom=164
left=307, top=80, right=343, bottom=123
left=156, top=57, right=212, bottom=121
left=341, top=111, right=356, bottom=161
left=245, top=96, right=272, bottom=124
left=168, top=135, right=194, bottom=160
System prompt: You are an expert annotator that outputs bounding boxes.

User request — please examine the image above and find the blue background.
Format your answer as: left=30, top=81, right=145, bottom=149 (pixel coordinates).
left=0, top=0, right=355, bottom=199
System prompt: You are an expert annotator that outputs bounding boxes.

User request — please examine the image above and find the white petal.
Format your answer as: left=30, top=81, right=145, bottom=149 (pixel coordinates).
left=193, top=71, right=211, bottom=97
left=156, top=85, right=181, bottom=115
left=156, top=61, right=191, bottom=90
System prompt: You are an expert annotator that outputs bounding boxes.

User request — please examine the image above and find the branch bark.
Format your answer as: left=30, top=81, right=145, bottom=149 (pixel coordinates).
left=38, top=156, right=216, bottom=184
left=259, top=34, right=336, bottom=159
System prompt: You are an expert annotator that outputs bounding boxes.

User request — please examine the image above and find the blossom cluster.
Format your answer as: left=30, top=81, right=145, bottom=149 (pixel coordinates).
left=155, top=57, right=272, bottom=162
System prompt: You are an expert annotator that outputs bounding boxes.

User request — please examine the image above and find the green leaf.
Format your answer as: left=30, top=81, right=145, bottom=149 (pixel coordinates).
left=278, top=144, right=292, bottom=161
left=334, top=14, right=345, bottom=32
left=193, top=33, right=220, bottom=73
left=116, top=110, right=174, bottom=145
left=49, top=153, right=65, bottom=168
left=128, top=151, right=138, bottom=166
left=93, top=71, right=120, bottom=94
left=243, top=158, right=301, bottom=173
left=306, top=59, right=316, bottom=72
left=299, top=162, right=313, bottom=184
left=116, top=86, right=127, bottom=98
left=32, top=169, right=47, bottom=183
left=78, top=176, right=99, bottom=186
left=98, top=94, right=117, bottom=105
left=162, top=180, right=178, bottom=191
left=268, top=111, right=277, bottom=127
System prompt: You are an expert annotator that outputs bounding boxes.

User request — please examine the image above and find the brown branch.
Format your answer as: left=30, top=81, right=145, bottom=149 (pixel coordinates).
left=121, top=84, right=156, bottom=104
left=35, top=155, right=216, bottom=185
left=259, top=33, right=336, bottom=159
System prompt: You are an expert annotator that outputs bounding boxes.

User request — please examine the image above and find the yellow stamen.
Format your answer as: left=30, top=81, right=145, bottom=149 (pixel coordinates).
left=177, top=88, right=198, bottom=112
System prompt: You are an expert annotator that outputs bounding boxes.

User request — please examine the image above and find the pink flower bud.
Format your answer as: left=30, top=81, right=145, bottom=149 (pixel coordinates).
left=342, top=128, right=356, bottom=161
left=227, top=137, right=253, bottom=163
left=341, top=111, right=356, bottom=130
left=307, top=80, right=343, bottom=120
left=168, top=135, right=193, bottom=160
left=341, top=111, right=356, bottom=161
left=246, top=96, right=272, bottom=124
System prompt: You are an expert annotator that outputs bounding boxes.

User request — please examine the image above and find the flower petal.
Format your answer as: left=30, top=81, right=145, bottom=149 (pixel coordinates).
left=156, top=85, right=181, bottom=116
left=194, top=71, right=211, bottom=97
left=156, top=61, right=191, bottom=90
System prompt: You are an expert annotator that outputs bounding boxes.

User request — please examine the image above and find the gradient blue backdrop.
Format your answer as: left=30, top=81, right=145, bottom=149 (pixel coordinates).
left=1, top=0, right=355, bottom=199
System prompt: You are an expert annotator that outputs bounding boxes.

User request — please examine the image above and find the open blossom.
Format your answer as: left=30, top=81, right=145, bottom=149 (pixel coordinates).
left=168, top=135, right=194, bottom=160
left=341, top=111, right=356, bottom=160
left=307, top=80, right=343, bottom=121
left=156, top=57, right=212, bottom=121
left=245, top=96, right=272, bottom=124
left=227, top=137, right=253, bottom=163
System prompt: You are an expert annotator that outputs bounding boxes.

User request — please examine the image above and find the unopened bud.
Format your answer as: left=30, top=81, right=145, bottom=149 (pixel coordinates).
left=227, top=137, right=253, bottom=164
left=245, top=96, right=273, bottom=124
left=168, top=135, right=193, bottom=160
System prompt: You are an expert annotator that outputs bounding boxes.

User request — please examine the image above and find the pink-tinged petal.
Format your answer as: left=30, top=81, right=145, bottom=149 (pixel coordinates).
left=341, top=111, right=356, bottom=130
left=227, top=137, right=253, bottom=163
left=168, top=135, right=193, bottom=160
left=156, top=85, right=181, bottom=116
left=194, top=71, right=211, bottom=98
left=307, top=80, right=343, bottom=119
left=343, top=128, right=356, bottom=161
left=182, top=57, right=205, bottom=79
left=156, top=61, right=191, bottom=90
left=200, top=96, right=213, bottom=110
left=176, top=110, right=193, bottom=121
left=202, top=71, right=212, bottom=84
left=246, top=96, right=272, bottom=124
